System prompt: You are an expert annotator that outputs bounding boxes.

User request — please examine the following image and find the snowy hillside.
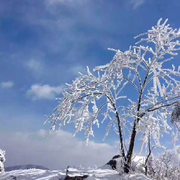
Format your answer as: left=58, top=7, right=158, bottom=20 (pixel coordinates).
left=0, top=167, right=153, bottom=180
left=5, top=164, right=49, bottom=171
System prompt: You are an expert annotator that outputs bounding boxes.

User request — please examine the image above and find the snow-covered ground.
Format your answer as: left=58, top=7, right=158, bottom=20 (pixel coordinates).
left=0, top=167, right=153, bottom=180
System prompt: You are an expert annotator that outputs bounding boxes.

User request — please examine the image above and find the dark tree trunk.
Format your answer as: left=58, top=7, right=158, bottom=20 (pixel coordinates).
left=115, top=108, right=130, bottom=173
left=118, top=69, right=149, bottom=172
left=126, top=121, right=137, bottom=165
left=126, top=88, right=144, bottom=167
left=116, top=110, right=126, bottom=160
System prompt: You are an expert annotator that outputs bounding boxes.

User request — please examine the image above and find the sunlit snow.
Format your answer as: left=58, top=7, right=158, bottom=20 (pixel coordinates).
left=0, top=167, right=153, bottom=180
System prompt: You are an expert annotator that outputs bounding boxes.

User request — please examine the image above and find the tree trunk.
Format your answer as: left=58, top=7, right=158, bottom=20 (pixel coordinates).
left=126, top=95, right=143, bottom=167
left=145, top=134, right=153, bottom=176
left=116, top=110, right=126, bottom=160
left=115, top=108, right=130, bottom=173
left=126, top=121, right=137, bottom=165
left=125, top=62, right=150, bottom=171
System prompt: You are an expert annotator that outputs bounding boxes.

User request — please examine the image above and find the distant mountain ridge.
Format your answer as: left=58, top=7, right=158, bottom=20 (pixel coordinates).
left=5, top=164, right=49, bottom=171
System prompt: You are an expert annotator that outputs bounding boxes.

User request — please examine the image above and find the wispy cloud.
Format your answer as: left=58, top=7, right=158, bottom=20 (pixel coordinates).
left=0, top=81, right=14, bottom=89
left=69, top=65, right=86, bottom=76
left=0, top=0, right=124, bottom=85
left=27, top=84, right=63, bottom=100
left=0, top=130, right=117, bottom=169
left=131, top=0, right=145, bottom=9
left=45, top=0, right=84, bottom=6
left=26, top=59, right=43, bottom=72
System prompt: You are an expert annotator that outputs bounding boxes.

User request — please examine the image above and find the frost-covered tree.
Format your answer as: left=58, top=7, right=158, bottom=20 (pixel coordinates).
left=171, top=101, right=180, bottom=129
left=0, top=149, right=5, bottom=173
left=46, top=19, right=180, bottom=172
left=147, top=151, right=180, bottom=180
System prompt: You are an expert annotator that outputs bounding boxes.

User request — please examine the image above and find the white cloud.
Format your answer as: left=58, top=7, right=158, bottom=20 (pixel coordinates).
left=131, top=0, right=145, bottom=9
left=0, top=81, right=14, bottom=89
left=26, top=59, right=43, bottom=72
left=0, top=130, right=117, bottom=169
left=27, top=84, right=63, bottom=100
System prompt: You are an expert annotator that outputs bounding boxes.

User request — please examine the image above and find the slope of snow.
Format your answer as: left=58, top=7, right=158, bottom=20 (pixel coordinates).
left=5, top=164, right=49, bottom=171
left=0, top=169, right=66, bottom=180
left=0, top=167, right=154, bottom=180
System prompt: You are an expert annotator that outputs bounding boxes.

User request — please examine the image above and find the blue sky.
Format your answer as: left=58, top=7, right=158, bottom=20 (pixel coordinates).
left=0, top=0, right=180, bottom=169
